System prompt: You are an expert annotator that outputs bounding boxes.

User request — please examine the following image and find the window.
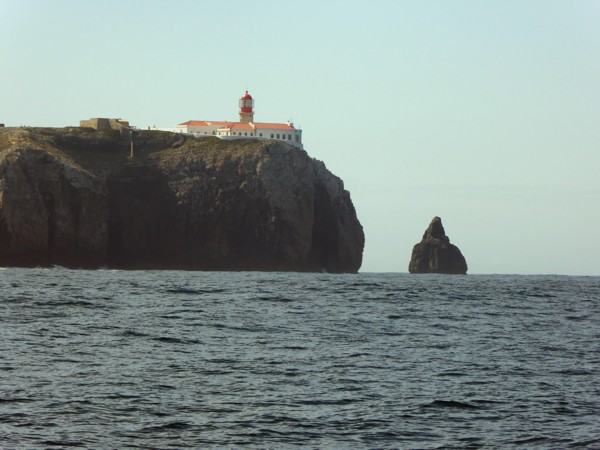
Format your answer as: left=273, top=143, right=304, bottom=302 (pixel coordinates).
left=296, top=135, right=300, bottom=142
left=245, top=132, right=247, bottom=136
left=288, top=134, right=291, bottom=140
left=259, top=133, right=263, bottom=137
left=276, top=134, right=280, bottom=139
left=271, top=134, right=274, bottom=138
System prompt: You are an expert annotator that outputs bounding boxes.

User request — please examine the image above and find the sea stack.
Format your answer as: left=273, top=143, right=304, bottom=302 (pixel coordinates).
left=408, top=216, right=467, bottom=274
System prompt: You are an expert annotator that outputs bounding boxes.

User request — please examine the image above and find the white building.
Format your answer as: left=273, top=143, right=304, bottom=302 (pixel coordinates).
left=170, top=91, right=303, bottom=149
left=173, top=120, right=233, bottom=135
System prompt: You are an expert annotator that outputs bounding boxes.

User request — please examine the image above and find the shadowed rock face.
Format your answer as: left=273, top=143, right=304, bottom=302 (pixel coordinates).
left=408, top=216, right=467, bottom=274
left=0, top=127, right=364, bottom=272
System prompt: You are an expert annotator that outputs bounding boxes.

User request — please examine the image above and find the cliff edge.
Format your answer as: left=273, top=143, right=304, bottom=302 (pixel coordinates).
left=0, top=127, right=364, bottom=272
left=408, top=216, right=467, bottom=274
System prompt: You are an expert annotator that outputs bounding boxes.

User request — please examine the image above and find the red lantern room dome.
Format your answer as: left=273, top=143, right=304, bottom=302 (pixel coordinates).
left=239, top=90, right=254, bottom=113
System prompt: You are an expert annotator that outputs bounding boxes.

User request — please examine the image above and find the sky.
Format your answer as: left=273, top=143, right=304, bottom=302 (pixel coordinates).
left=1, top=0, right=599, bottom=275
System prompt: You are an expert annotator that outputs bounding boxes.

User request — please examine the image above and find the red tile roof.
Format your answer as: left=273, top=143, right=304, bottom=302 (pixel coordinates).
left=228, top=123, right=255, bottom=130
left=178, top=120, right=234, bottom=127
left=253, top=122, right=295, bottom=130
left=178, top=121, right=297, bottom=130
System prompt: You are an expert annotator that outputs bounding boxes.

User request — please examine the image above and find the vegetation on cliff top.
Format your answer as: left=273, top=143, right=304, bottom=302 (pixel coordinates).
left=0, top=127, right=277, bottom=175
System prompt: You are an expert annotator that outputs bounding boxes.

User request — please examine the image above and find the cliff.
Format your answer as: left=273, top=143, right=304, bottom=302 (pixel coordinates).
left=0, top=127, right=364, bottom=272
left=408, top=216, right=467, bottom=274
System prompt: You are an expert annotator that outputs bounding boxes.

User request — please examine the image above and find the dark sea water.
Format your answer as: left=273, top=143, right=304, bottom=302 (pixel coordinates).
left=1, top=269, right=599, bottom=449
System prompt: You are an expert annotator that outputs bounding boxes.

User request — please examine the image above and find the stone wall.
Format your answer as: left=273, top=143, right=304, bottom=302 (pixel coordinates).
left=80, top=118, right=129, bottom=131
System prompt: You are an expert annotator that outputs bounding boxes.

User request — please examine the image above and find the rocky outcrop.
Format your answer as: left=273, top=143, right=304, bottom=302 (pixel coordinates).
left=408, top=216, right=467, bottom=274
left=0, top=127, right=364, bottom=272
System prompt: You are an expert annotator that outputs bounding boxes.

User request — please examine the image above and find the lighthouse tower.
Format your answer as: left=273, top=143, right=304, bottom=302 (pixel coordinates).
left=239, top=90, right=254, bottom=124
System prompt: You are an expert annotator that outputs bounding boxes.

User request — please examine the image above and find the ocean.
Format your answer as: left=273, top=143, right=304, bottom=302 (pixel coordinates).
left=1, top=268, right=599, bottom=449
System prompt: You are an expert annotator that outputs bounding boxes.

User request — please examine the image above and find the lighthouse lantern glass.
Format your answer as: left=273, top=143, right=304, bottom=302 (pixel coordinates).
left=239, top=98, right=253, bottom=112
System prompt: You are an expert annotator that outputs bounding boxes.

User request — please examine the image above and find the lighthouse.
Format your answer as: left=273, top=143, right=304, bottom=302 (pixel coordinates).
left=239, top=90, right=254, bottom=124
left=174, top=90, right=303, bottom=149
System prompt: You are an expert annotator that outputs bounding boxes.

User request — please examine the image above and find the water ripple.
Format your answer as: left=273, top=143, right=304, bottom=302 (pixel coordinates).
left=0, top=270, right=599, bottom=447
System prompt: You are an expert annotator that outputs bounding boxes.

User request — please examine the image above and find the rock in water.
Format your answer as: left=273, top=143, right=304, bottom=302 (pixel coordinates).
left=0, top=127, right=364, bottom=272
left=408, top=216, right=467, bottom=274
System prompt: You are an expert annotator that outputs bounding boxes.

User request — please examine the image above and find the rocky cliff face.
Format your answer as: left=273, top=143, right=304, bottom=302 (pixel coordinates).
left=0, top=127, right=364, bottom=272
left=408, top=216, right=467, bottom=274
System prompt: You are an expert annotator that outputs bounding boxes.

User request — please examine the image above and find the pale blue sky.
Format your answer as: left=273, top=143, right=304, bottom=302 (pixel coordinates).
left=2, top=0, right=599, bottom=274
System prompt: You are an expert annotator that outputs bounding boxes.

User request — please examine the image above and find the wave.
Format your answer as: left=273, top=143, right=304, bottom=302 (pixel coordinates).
left=425, top=400, right=479, bottom=409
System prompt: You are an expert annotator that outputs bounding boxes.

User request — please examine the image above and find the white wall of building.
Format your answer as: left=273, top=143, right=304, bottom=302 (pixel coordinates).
left=178, top=124, right=220, bottom=135
left=216, top=124, right=303, bottom=149
left=156, top=117, right=303, bottom=149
